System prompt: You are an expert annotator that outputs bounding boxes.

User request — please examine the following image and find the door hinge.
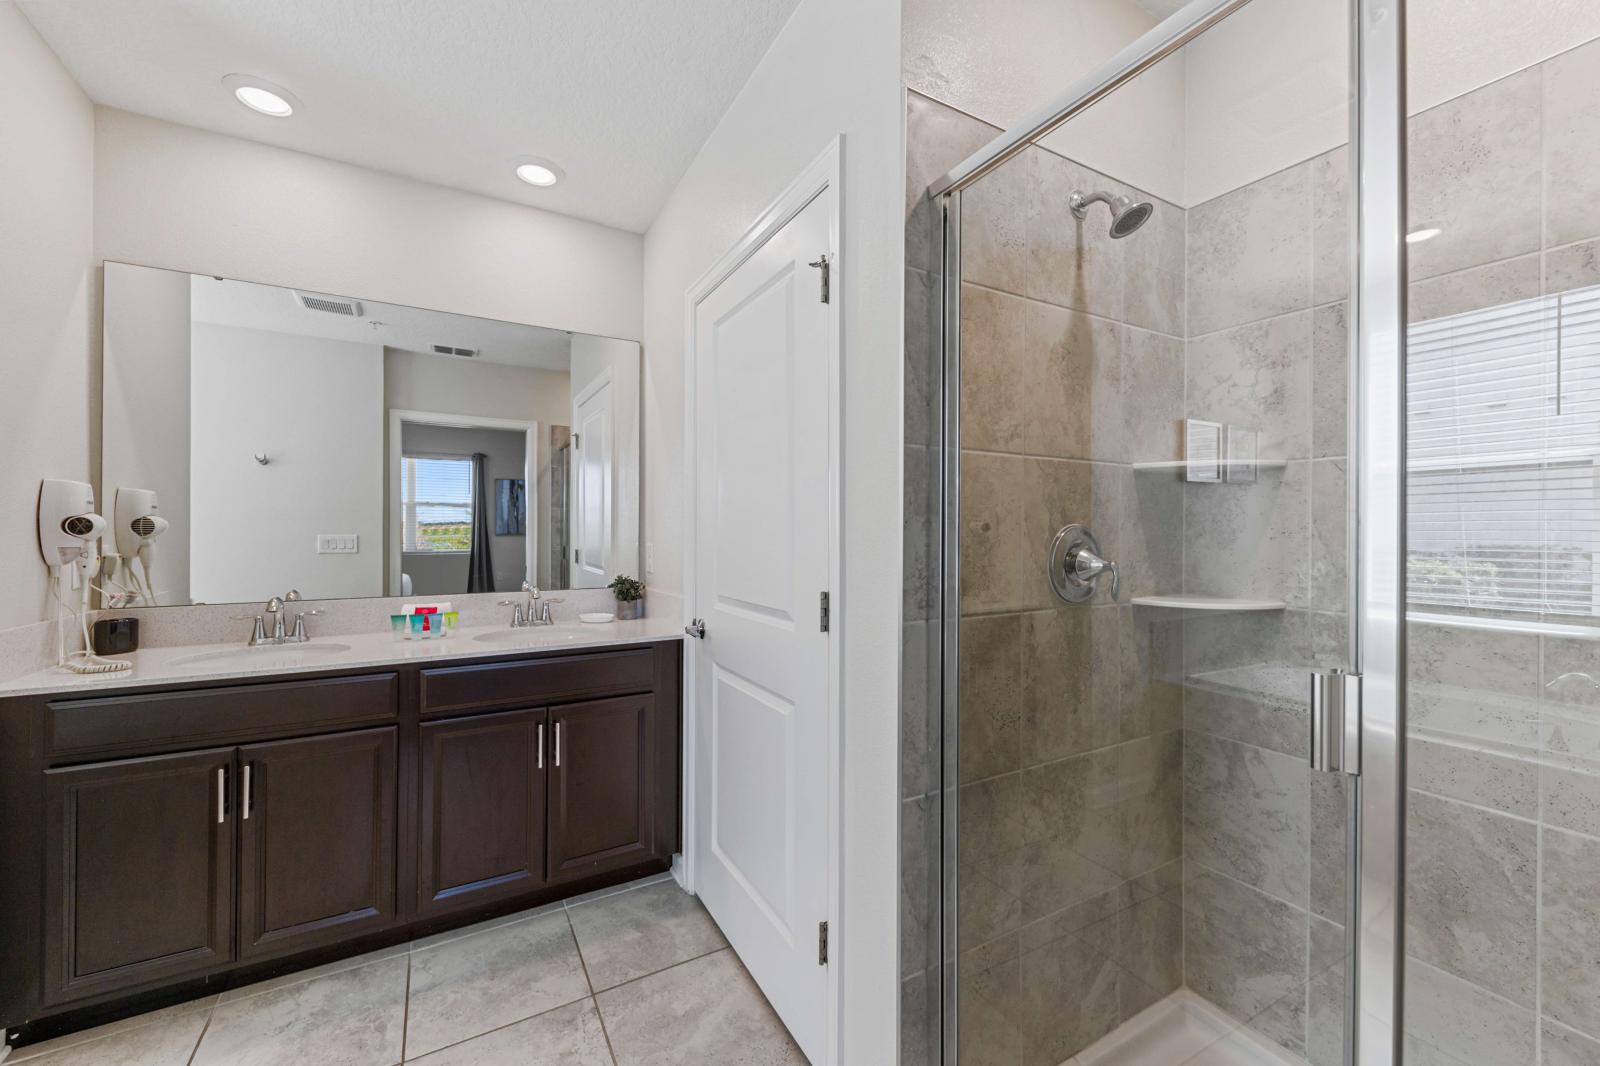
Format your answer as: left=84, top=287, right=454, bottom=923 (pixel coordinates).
left=1310, top=670, right=1362, bottom=776
left=819, top=591, right=830, bottom=632
left=808, top=254, right=830, bottom=304
left=572, top=433, right=580, bottom=450
left=574, top=549, right=580, bottom=564
left=817, top=920, right=829, bottom=965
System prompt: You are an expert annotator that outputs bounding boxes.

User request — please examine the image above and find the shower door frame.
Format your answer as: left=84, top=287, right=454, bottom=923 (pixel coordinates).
left=924, top=0, right=1408, bottom=1062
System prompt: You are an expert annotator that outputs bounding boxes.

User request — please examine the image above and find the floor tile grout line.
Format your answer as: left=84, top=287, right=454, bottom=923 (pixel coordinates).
left=182, top=1000, right=216, bottom=1066
left=400, top=951, right=412, bottom=1063
left=398, top=992, right=598, bottom=1064
left=589, top=944, right=733, bottom=998
left=565, top=908, right=623, bottom=1065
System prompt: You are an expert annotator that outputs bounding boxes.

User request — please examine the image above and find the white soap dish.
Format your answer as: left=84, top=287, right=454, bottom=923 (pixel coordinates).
left=579, top=612, right=616, bottom=624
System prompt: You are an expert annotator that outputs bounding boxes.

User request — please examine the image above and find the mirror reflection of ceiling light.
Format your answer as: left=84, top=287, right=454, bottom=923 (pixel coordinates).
left=222, top=74, right=298, bottom=118
left=1406, top=225, right=1442, bottom=244
left=513, top=157, right=564, bottom=187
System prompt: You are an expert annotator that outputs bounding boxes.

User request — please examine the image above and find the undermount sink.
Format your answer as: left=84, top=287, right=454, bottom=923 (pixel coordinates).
left=472, top=626, right=592, bottom=646
left=167, top=642, right=353, bottom=672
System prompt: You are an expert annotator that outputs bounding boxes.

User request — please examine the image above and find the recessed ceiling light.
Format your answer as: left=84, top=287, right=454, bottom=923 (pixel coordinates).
left=222, top=74, right=300, bottom=118
left=1406, top=226, right=1442, bottom=244
left=512, top=157, right=564, bottom=188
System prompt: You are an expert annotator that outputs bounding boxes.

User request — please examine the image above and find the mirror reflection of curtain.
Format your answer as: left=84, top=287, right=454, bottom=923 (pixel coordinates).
left=465, top=452, right=494, bottom=592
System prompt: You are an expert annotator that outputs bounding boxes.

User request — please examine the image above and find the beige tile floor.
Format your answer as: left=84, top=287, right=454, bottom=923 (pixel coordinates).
left=9, top=875, right=809, bottom=1066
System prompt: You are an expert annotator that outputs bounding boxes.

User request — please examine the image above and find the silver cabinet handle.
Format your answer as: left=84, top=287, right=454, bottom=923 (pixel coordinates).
left=216, top=766, right=227, bottom=824
left=242, top=763, right=253, bottom=820
left=554, top=721, right=562, bottom=767
left=537, top=723, right=545, bottom=770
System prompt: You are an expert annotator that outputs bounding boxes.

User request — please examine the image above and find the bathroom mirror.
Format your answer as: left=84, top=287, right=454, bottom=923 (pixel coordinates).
left=100, top=261, right=641, bottom=606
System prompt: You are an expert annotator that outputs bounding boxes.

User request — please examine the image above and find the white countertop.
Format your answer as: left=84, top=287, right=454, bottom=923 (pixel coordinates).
left=0, top=617, right=684, bottom=699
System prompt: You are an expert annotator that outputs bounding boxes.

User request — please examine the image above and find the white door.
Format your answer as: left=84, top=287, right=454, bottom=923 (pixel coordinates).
left=691, top=189, right=832, bottom=1063
left=570, top=377, right=613, bottom=588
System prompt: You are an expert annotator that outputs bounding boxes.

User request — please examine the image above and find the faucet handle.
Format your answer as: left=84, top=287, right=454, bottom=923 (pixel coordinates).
left=497, top=600, right=526, bottom=627
left=251, top=616, right=267, bottom=645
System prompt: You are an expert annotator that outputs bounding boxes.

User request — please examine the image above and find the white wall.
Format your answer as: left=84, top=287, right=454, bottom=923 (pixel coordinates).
left=641, top=0, right=904, bottom=1056
left=570, top=333, right=643, bottom=584
left=902, top=0, right=1183, bottom=201
left=190, top=323, right=384, bottom=602
left=101, top=262, right=191, bottom=604
left=0, top=4, right=95, bottom=631
left=93, top=107, right=645, bottom=343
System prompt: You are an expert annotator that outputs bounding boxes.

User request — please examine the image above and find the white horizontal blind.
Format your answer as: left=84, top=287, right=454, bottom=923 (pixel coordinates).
left=402, top=456, right=474, bottom=553
left=1407, top=283, right=1600, bottom=617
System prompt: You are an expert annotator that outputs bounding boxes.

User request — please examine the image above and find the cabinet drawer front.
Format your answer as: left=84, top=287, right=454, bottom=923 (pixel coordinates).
left=47, top=674, right=398, bottom=760
left=420, top=649, right=654, bottom=718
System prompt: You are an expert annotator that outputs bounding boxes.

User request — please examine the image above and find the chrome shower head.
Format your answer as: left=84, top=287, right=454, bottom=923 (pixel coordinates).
left=1069, top=189, right=1154, bottom=239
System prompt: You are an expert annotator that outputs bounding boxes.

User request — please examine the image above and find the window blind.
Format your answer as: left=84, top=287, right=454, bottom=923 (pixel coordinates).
left=402, top=456, right=474, bottom=553
left=1407, top=282, right=1600, bottom=618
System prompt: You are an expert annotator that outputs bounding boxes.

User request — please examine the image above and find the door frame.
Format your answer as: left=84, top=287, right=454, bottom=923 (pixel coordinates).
left=679, top=136, right=845, bottom=1065
left=387, top=408, right=538, bottom=596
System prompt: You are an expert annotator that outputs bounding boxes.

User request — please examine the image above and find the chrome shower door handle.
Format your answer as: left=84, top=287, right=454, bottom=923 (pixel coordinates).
left=1048, top=524, right=1120, bottom=603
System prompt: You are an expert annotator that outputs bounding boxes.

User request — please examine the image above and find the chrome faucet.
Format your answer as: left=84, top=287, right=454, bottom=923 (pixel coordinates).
left=244, top=590, right=318, bottom=646
left=498, top=583, right=561, bottom=627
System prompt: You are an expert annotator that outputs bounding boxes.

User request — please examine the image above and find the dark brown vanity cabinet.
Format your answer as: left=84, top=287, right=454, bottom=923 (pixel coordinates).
left=418, top=708, right=548, bottom=917
left=43, top=748, right=236, bottom=1004
left=2, top=640, right=681, bottom=1037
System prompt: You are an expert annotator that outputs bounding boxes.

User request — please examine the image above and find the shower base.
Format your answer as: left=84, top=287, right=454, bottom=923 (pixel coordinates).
left=1070, top=990, right=1310, bottom=1066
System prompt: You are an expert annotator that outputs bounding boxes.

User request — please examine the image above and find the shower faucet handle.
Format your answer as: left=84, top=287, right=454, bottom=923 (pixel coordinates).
left=1048, top=524, right=1120, bottom=604
left=1072, top=545, right=1120, bottom=601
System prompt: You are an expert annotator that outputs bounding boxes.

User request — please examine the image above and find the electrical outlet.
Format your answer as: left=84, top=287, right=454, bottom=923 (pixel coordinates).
left=646, top=542, right=655, bottom=574
left=317, top=534, right=359, bottom=554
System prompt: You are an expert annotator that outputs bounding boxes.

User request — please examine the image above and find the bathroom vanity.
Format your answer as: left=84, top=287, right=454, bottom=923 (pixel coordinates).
left=0, top=629, right=682, bottom=1041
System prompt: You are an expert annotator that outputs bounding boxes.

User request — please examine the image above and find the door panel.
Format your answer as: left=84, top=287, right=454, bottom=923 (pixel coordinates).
left=237, top=728, right=396, bottom=959
left=548, top=695, right=653, bottom=882
left=418, top=709, right=547, bottom=916
left=692, top=187, right=832, bottom=1061
left=571, top=378, right=613, bottom=588
left=43, top=748, right=235, bottom=1003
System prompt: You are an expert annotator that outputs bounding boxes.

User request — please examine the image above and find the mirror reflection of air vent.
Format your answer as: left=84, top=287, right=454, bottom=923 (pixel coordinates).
left=294, top=291, right=363, bottom=317
left=432, top=344, right=479, bottom=358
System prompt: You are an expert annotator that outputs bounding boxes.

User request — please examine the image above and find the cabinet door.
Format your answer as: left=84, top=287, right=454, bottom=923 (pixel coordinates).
left=44, top=748, right=235, bottom=1004
left=418, top=709, right=547, bottom=917
left=549, top=694, right=656, bottom=884
left=237, top=728, right=397, bottom=960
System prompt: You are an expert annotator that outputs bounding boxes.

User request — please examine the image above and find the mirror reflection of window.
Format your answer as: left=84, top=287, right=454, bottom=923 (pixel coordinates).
left=401, top=456, right=474, bottom=554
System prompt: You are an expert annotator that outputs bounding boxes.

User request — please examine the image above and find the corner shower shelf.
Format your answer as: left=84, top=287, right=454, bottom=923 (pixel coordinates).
left=1129, top=595, right=1288, bottom=612
left=1131, top=459, right=1289, bottom=473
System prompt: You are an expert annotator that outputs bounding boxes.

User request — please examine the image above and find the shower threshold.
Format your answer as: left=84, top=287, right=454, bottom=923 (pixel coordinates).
left=1069, top=990, right=1311, bottom=1066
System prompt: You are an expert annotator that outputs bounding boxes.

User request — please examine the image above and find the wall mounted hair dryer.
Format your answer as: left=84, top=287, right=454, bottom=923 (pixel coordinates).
left=38, top=479, right=128, bottom=674
left=113, top=487, right=167, bottom=605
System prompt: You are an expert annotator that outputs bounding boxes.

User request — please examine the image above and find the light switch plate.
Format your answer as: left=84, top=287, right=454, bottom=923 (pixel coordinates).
left=317, top=534, right=359, bottom=554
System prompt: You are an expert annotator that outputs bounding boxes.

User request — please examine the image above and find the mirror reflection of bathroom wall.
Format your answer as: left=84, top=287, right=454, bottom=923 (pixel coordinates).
left=100, top=261, right=640, bottom=606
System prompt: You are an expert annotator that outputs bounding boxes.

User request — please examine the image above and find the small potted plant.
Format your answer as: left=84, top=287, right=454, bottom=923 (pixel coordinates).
left=610, top=574, right=646, bottom=620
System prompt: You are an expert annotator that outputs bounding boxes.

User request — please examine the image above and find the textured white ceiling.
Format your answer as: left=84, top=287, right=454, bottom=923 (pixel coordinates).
left=18, top=0, right=800, bottom=233
left=188, top=274, right=574, bottom=371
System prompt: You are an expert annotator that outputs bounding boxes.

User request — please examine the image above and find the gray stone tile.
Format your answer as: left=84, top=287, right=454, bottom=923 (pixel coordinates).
left=1119, top=608, right=1183, bottom=741
left=1405, top=790, right=1536, bottom=1006
left=407, top=911, right=590, bottom=1059
left=960, top=283, right=1029, bottom=454
left=1408, top=734, right=1537, bottom=819
left=1311, top=302, right=1348, bottom=460
left=1410, top=255, right=1541, bottom=323
left=1018, top=919, right=1121, bottom=1065
left=904, top=446, right=937, bottom=624
left=901, top=618, right=935, bottom=798
left=1307, top=917, right=1346, bottom=1066
left=220, top=943, right=411, bottom=1003
left=1309, top=771, right=1348, bottom=924
left=1020, top=606, right=1120, bottom=763
left=959, top=613, right=1023, bottom=782
left=1309, top=458, right=1346, bottom=613
left=193, top=955, right=408, bottom=1066
left=901, top=971, right=936, bottom=1066
left=1402, top=956, right=1535, bottom=1066
left=1120, top=464, right=1183, bottom=599
left=1185, top=311, right=1313, bottom=461
left=1543, top=37, right=1600, bottom=249
left=964, top=148, right=1031, bottom=299
left=1018, top=750, right=1124, bottom=919
left=1182, top=610, right=1306, bottom=676
left=1543, top=1019, right=1600, bottom=1066
left=597, top=948, right=806, bottom=1066
left=1547, top=239, right=1600, bottom=294
left=1541, top=643, right=1600, bottom=835
left=1407, top=68, right=1541, bottom=280
left=1311, top=147, right=1350, bottom=307
left=902, top=794, right=935, bottom=977
left=1112, top=884, right=1183, bottom=1019
left=907, top=92, right=998, bottom=274
left=1183, top=460, right=1310, bottom=609
left=1184, top=731, right=1309, bottom=908
left=406, top=998, right=612, bottom=1065
left=1122, top=192, right=1185, bottom=338
left=959, top=937, right=1023, bottom=1066
left=14, top=1009, right=210, bottom=1066
left=1408, top=622, right=1541, bottom=748
left=1187, top=164, right=1312, bottom=337
left=1542, top=828, right=1600, bottom=1039
left=8, top=996, right=217, bottom=1063
left=959, top=849, right=1024, bottom=952
left=1118, top=326, right=1184, bottom=465
left=567, top=881, right=727, bottom=992
left=1027, top=149, right=1127, bottom=321
left=960, top=451, right=1027, bottom=614
left=1119, top=730, right=1183, bottom=878
left=1183, top=869, right=1307, bottom=1041
left=961, top=771, right=1027, bottom=866
left=905, top=268, right=939, bottom=448
left=1021, top=300, right=1122, bottom=462
left=1184, top=680, right=1307, bottom=761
